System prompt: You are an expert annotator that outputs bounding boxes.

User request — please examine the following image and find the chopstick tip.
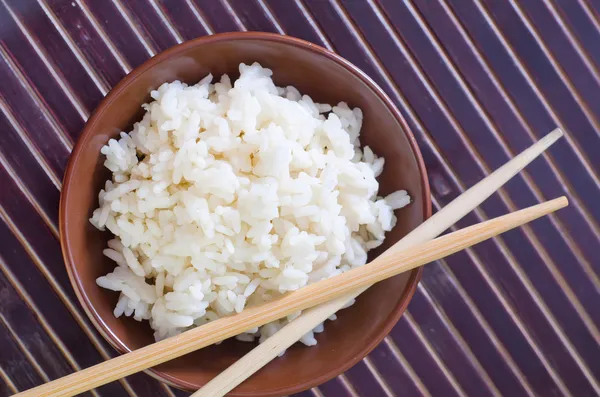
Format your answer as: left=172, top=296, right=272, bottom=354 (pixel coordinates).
left=550, top=196, right=569, bottom=210
left=536, top=128, right=564, bottom=151
left=550, top=128, right=564, bottom=140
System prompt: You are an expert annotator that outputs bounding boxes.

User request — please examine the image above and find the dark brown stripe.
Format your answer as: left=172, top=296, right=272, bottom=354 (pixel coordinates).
left=193, top=0, right=245, bottom=32
left=42, top=0, right=131, bottom=82
left=37, top=0, right=111, bottom=95
left=415, top=284, right=502, bottom=396
left=316, top=376, right=356, bottom=397
left=81, top=0, right=154, bottom=66
left=0, top=314, right=47, bottom=393
left=225, top=0, right=281, bottom=33
left=155, top=0, right=213, bottom=39
left=0, top=99, right=62, bottom=189
left=343, top=359, right=390, bottom=397
left=0, top=256, right=124, bottom=396
left=149, top=0, right=185, bottom=43
left=3, top=0, right=99, bottom=115
left=0, top=366, right=19, bottom=394
left=265, top=0, right=334, bottom=49
left=116, top=0, right=179, bottom=51
left=0, top=43, right=75, bottom=149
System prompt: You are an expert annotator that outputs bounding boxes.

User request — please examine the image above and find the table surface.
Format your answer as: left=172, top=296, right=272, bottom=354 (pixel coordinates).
left=1, top=1, right=600, bottom=396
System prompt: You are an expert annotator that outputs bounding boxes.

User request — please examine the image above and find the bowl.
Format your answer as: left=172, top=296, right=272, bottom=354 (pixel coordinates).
left=60, top=32, right=431, bottom=396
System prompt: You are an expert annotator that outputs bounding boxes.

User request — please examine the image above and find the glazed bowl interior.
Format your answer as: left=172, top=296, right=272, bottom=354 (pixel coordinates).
left=60, top=33, right=430, bottom=396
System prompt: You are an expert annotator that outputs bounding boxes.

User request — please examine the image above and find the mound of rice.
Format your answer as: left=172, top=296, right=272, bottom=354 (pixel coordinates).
left=90, top=62, right=410, bottom=346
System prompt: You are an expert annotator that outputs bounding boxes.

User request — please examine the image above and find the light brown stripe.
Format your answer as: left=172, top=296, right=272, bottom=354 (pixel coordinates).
left=0, top=313, right=51, bottom=383
left=1, top=0, right=90, bottom=120
left=0, top=207, right=138, bottom=397
left=148, top=0, right=184, bottom=43
left=468, top=0, right=600, bottom=190
left=431, top=262, right=537, bottom=397
left=0, top=366, right=19, bottom=393
left=373, top=2, right=600, bottom=386
left=417, top=284, right=502, bottom=396
left=408, top=0, right=600, bottom=239
left=336, top=373, right=360, bottom=397
left=578, top=0, right=600, bottom=33
left=362, top=356, right=395, bottom=397
left=160, top=384, right=178, bottom=397
left=184, top=0, right=216, bottom=35
left=346, top=0, right=444, bottom=121
left=0, top=257, right=102, bottom=397
left=0, top=154, right=59, bottom=238
left=220, top=0, right=246, bottom=31
left=435, top=0, right=600, bottom=289
left=431, top=196, right=572, bottom=396
left=404, top=312, right=468, bottom=397
left=432, top=3, right=600, bottom=344
left=469, top=247, right=571, bottom=396
left=383, top=337, right=432, bottom=397
left=311, top=387, right=325, bottom=397
left=255, top=0, right=285, bottom=34
left=404, top=0, right=600, bottom=349
left=0, top=98, right=62, bottom=189
left=542, top=0, right=600, bottom=81
left=494, top=235, right=600, bottom=393
left=468, top=2, right=600, bottom=391
left=431, top=196, right=537, bottom=396
left=75, top=0, right=132, bottom=74
left=519, top=226, right=600, bottom=339
left=329, top=0, right=575, bottom=392
left=37, top=0, right=110, bottom=96
left=0, top=44, right=74, bottom=151
left=111, top=0, right=157, bottom=56
left=506, top=0, right=600, bottom=130
left=295, top=0, right=335, bottom=51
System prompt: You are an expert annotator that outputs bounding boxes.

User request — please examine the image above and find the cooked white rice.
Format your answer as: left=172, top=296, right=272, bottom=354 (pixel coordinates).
left=90, top=62, right=410, bottom=347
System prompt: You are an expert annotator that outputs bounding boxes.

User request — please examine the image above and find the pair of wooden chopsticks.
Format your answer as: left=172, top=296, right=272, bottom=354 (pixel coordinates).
left=194, top=128, right=565, bottom=397
left=14, top=129, right=565, bottom=397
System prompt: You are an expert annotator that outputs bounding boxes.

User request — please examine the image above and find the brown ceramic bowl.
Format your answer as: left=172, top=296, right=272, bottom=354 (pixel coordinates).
left=60, top=32, right=430, bottom=396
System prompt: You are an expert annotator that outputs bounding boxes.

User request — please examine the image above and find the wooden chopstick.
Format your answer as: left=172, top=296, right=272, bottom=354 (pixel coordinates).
left=195, top=128, right=564, bottom=397
left=13, top=195, right=568, bottom=397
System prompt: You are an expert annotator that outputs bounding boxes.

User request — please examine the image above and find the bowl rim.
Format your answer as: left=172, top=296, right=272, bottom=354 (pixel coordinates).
left=59, top=31, right=432, bottom=395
